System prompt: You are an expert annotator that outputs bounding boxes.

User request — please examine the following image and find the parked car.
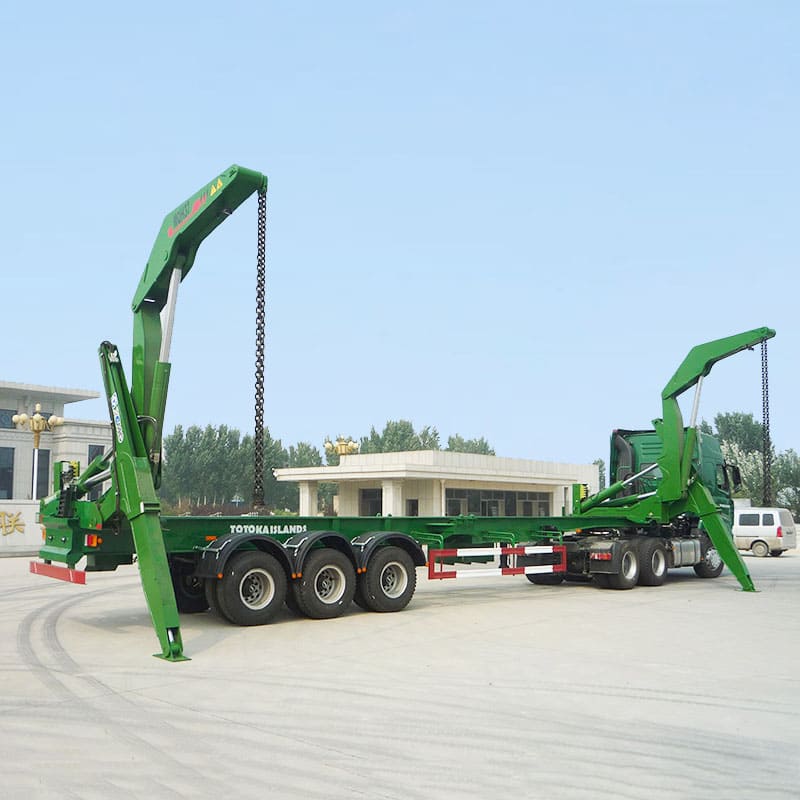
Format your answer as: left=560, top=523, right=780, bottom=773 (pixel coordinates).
left=732, top=507, right=797, bottom=557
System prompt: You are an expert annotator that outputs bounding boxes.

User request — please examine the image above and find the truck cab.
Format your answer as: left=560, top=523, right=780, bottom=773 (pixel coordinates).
left=609, top=428, right=739, bottom=528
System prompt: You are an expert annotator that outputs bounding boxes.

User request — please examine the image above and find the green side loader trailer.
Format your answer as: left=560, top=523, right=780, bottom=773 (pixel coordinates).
left=29, top=165, right=775, bottom=661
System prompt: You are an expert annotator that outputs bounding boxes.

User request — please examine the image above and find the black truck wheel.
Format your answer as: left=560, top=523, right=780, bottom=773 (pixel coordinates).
left=217, top=550, right=287, bottom=626
left=169, top=558, right=210, bottom=613
left=295, top=549, right=356, bottom=619
left=357, top=546, right=417, bottom=612
left=607, top=542, right=639, bottom=589
left=693, top=545, right=724, bottom=578
left=204, top=577, right=231, bottom=621
left=638, top=539, right=668, bottom=586
left=525, top=573, right=565, bottom=585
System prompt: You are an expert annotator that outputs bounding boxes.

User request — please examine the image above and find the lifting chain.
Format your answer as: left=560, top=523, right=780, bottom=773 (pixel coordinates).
left=253, top=188, right=267, bottom=510
left=761, top=339, right=772, bottom=505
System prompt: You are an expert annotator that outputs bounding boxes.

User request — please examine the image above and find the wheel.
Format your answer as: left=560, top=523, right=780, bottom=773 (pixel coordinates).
left=751, top=540, right=770, bottom=558
left=295, top=548, right=356, bottom=619
left=638, top=539, right=668, bottom=586
left=525, top=573, right=565, bottom=585
left=204, top=577, right=231, bottom=621
left=285, top=581, right=303, bottom=614
left=357, top=546, right=417, bottom=612
left=217, top=550, right=287, bottom=626
left=169, top=559, right=210, bottom=613
left=593, top=573, right=611, bottom=588
left=693, top=545, right=724, bottom=578
left=607, top=542, right=639, bottom=589
left=770, top=550, right=784, bottom=557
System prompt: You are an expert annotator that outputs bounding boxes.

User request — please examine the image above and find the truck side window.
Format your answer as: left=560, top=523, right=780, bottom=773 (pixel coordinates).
left=715, top=465, right=729, bottom=492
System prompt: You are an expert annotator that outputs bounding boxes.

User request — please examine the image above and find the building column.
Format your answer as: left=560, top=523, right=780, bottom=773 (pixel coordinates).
left=298, top=481, right=319, bottom=516
left=440, top=479, right=446, bottom=516
left=381, top=479, right=403, bottom=516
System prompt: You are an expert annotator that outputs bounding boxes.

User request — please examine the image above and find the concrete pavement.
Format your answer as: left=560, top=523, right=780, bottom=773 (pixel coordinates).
left=1, top=552, right=798, bottom=799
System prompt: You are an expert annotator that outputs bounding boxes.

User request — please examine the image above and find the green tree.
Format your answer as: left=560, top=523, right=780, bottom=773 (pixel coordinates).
left=360, top=420, right=441, bottom=453
left=775, top=450, right=800, bottom=518
left=714, top=412, right=765, bottom=454
left=446, top=435, right=495, bottom=455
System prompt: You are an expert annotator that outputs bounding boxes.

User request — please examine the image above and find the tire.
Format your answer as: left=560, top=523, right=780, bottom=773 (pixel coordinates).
left=204, top=577, right=231, bottom=621
left=285, top=582, right=303, bottom=614
left=593, top=573, right=612, bottom=588
left=525, top=573, right=565, bottom=585
left=217, top=550, right=287, bottom=626
left=169, top=559, right=210, bottom=614
left=295, top=549, right=356, bottom=619
left=751, top=540, right=770, bottom=558
left=607, top=542, right=639, bottom=589
left=638, top=539, right=668, bottom=587
left=358, top=546, right=417, bottom=612
left=770, top=550, right=784, bottom=557
left=693, top=545, right=724, bottom=578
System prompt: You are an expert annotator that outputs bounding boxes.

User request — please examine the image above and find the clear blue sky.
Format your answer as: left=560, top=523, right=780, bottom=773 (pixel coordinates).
left=3, top=2, right=797, bottom=464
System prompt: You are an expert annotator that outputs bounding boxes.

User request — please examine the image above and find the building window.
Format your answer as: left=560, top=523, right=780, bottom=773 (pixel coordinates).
left=0, top=409, right=16, bottom=429
left=359, top=488, right=382, bottom=517
left=87, top=444, right=106, bottom=501
left=444, top=488, right=551, bottom=517
left=34, top=449, right=50, bottom=500
left=406, top=499, right=419, bottom=517
left=0, top=447, right=13, bottom=499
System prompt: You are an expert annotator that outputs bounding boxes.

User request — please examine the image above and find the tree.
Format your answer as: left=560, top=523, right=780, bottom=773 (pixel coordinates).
left=359, top=420, right=441, bottom=453
left=713, top=412, right=765, bottom=455
left=720, top=441, right=768, bottom=503
left=446, top=435, right=495, bottom=455
left=775, top=450, right=800, bottom=518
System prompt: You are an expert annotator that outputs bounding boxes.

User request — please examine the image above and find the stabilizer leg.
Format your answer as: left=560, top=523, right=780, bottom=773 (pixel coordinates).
left=688, top=481, right=756, bottom=592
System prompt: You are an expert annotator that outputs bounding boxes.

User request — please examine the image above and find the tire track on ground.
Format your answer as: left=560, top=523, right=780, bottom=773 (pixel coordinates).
left=13, top=584, right=234, bottom=796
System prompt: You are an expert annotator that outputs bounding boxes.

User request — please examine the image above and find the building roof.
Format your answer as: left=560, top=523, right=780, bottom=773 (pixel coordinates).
left=0, top=381, right=99, bottom=405
left=275, top=449, right=596, bottom=487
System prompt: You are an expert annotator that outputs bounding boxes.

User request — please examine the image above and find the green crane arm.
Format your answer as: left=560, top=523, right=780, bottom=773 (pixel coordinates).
left=657, top=326, right=775, bottom=502
left=105, top=165, right=266, bottom=660
left=129, top=165, right=268, bottom=485
left=132, top=165, right=268, bottom=313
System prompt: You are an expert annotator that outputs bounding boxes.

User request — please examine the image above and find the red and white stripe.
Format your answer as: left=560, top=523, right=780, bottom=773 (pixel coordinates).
left=427, top=544, right=566, bottom=580
left=30, top=560, right=87, bottom=585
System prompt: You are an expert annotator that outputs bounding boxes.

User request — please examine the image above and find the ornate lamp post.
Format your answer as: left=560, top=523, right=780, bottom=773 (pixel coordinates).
left=13, top=403, right=64, bottom=499
left=324, top=436, right=359, bottom=458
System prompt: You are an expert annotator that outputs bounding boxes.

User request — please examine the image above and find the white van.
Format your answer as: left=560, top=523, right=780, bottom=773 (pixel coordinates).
left=732, top=507, right=797, bottom=557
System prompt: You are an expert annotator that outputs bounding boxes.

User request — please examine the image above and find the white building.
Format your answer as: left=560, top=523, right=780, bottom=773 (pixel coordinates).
left=275, top=450, right=599, bottom=518
left=0, top=381, right=111, bottom=555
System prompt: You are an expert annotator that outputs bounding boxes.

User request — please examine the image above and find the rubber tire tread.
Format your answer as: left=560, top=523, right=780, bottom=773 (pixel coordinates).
left=358, top=546, right=417, bottom=612
left=525, top=574, right=565, bottom=586
left=295, top=549, right=356, bottom=620
left=607, top=542, right=639, bottom=590
left=217, top=550, right=287, bottom=626
left=693, top=547, right=724, bottom=578
left=637, top=539, right=668, bottom=587
left=169, top=560, right=210, bottom=614
left=751, top=540, right=770, bottom=558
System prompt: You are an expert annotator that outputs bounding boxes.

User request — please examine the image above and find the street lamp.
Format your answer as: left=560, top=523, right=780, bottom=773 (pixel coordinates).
left=13, top=403, right=64, bottom=499
left=324, top=436, right=359, bottom=457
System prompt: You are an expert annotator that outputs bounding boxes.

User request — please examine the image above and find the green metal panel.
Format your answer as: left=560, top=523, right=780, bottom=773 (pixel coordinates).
left=131, top=165, right=268, bottom=313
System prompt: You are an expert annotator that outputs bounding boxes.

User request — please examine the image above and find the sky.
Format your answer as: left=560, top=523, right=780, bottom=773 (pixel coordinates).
left=2, top=2, right=798, bottom=465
